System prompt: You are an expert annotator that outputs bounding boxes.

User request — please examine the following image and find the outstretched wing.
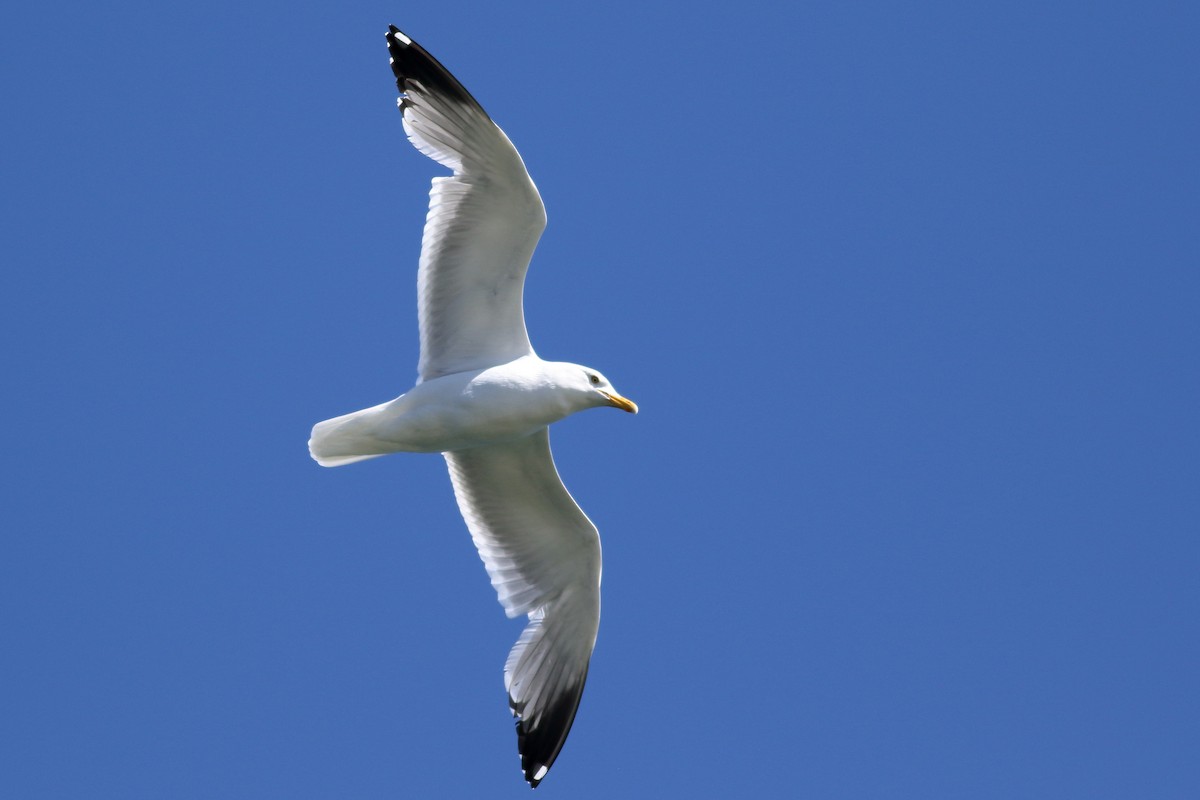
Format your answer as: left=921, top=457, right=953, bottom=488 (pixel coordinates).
left=386, top=27, right=546, bottom=382
left=443, top=428, right=601, bottom=787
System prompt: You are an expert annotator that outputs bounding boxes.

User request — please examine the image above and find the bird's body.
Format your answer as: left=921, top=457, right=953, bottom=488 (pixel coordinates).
left=310, top=355, right=627, bottom=461
left=308, top=26, right=636, bottom=788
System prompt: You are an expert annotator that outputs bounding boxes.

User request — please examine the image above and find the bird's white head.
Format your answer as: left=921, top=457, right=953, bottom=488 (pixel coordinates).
left=555, top=362, right=638, bottom=414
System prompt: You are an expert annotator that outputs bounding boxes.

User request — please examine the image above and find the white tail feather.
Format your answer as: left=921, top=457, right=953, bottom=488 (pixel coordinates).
left=308, top=404, right=394, bottom=468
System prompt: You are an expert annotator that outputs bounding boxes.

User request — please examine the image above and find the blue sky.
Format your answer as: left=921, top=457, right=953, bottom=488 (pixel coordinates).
left=3, top=1, right=1198, bottom=797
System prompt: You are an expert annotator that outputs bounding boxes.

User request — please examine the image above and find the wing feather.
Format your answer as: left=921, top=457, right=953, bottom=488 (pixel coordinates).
left=444, top=429, right=601, bottom=786
left=386, top=27, right=546, bottom=381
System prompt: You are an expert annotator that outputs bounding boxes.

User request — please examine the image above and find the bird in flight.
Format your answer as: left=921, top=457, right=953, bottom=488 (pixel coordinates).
left=308, top=26, right=637, bottom=787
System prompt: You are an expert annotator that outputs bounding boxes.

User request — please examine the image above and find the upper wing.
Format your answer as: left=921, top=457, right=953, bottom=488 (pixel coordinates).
left=386, top=27, right=547, bottom=382
left=443, top=428, right=601, bottom=787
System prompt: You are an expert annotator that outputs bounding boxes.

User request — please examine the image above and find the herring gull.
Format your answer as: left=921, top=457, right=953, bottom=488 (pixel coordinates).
left=308, top=25, right=637, bottom=788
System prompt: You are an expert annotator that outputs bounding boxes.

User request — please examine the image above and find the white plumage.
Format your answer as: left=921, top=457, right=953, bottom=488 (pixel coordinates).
left=308, top=26, right=637, bottom=788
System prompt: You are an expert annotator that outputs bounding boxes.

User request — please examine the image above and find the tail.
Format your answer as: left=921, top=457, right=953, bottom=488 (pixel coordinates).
left=308, top=404, right=392, bottom=467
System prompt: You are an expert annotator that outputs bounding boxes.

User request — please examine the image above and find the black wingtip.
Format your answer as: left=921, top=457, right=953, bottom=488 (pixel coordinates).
left=384, top=24, right=487, bottom=116
left=512, top=666, right=589, bottom=788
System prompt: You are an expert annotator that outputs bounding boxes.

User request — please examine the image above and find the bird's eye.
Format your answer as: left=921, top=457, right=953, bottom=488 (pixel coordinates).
left=589, top=374, right=601, bottom=385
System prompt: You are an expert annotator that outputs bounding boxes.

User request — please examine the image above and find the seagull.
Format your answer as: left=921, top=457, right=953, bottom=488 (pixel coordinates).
left=308, top=26, right=637, bottom=788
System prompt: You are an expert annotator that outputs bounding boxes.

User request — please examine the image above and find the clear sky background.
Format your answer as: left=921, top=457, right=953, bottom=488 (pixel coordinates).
left=3, top=1, right=1198, bottom=797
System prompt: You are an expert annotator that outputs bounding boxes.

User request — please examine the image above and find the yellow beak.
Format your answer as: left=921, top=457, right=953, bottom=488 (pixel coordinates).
left=601, top=391, right=639, bottom=414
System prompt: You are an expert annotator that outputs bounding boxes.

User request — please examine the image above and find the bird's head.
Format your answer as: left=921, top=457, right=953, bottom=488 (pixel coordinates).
left=558, top=364, right=638, bottom=414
